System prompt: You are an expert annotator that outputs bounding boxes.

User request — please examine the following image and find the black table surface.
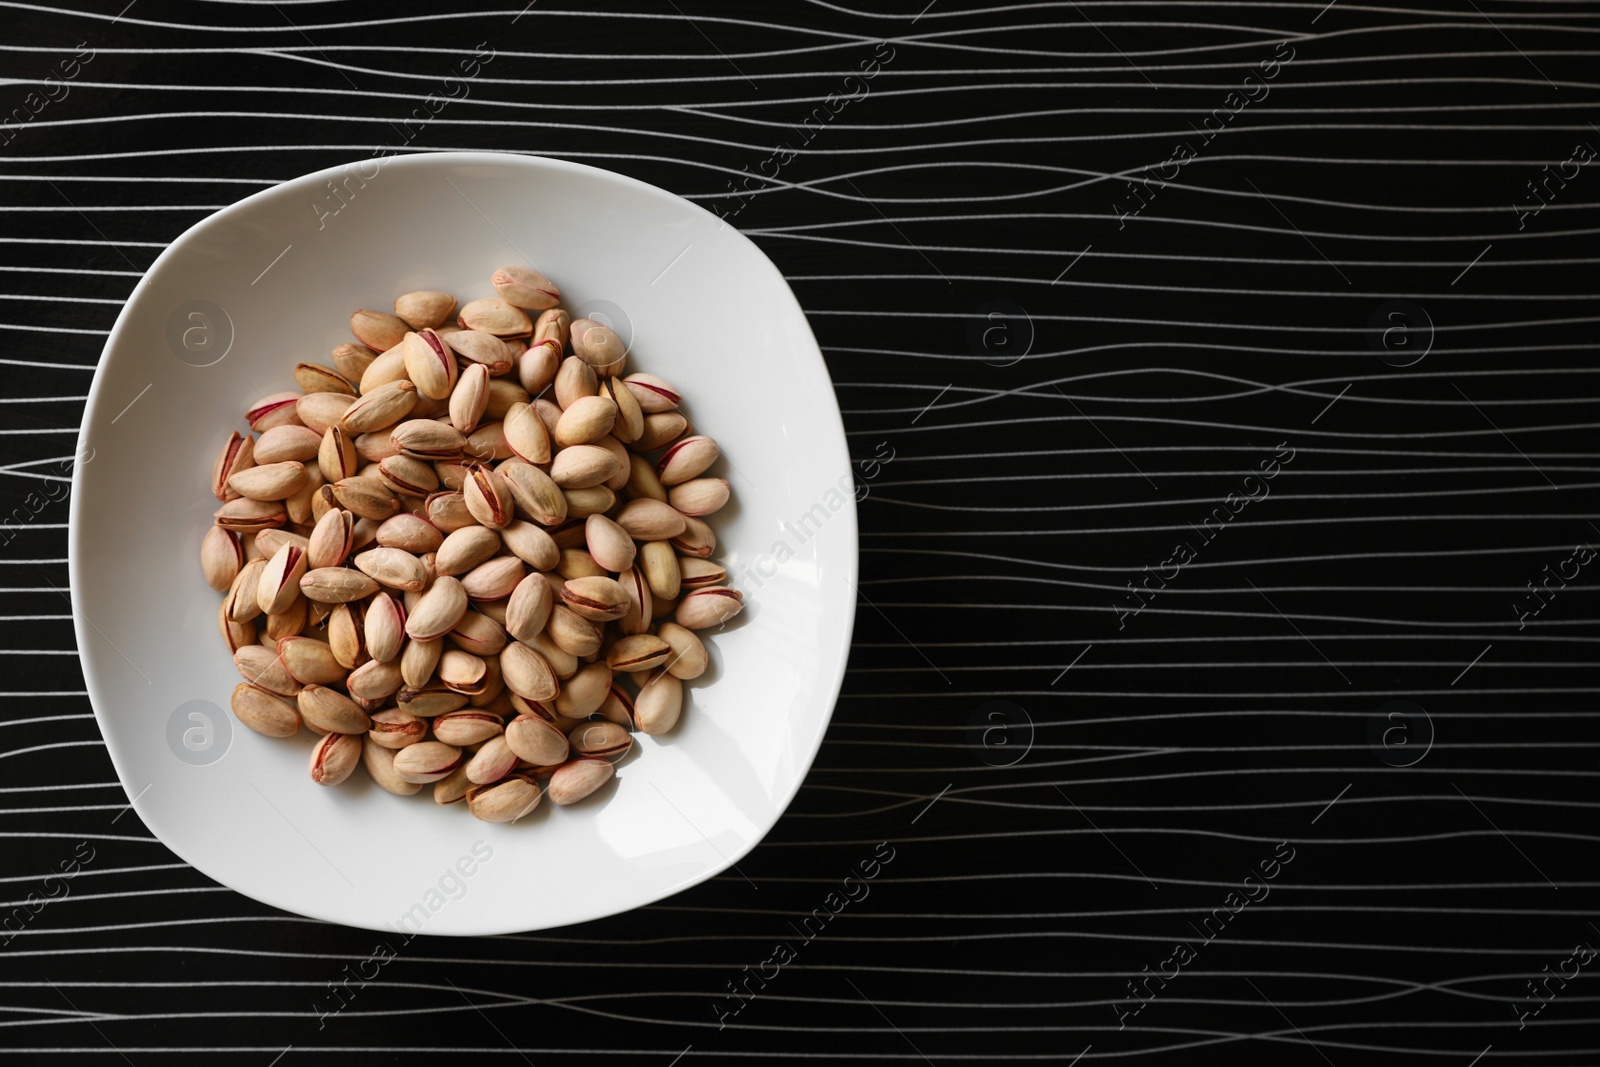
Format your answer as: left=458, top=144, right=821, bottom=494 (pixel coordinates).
left=3, top=2, right=1598, bottom=1063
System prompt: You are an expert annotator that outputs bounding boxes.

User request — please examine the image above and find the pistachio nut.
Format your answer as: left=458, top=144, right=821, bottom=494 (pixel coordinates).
left=634, top=412, right=688, bottom=452
left=391, top=419, right=466, bottom=461
left=559, top=575, right=629, bottom=622
left=639, top=540, right=681, bottom=599
left=354, top=546, right=427, bottom=593
left=234, top=644, right=300, bottom=696
left=657, top=435, right=719, bottom=485
left=364, top=735, right=424, bottom=795
left=550, top=444, right=622, bottom=489
left=432, top=710, right=505, bottom=747
left=668, top=477, right=730, bottom=517
left=568, top=718, right=632, bottom=759
left=657, top=622, right=708, bottom=680
left=554, top=661, right=612, bottom=719
left=570, top=318, right=626, bottom=376
left=331, top=342, right=379, bottom=385
left=554, top=395, right=617, bottom=447
left=465, top=734, right=519, bottom=785
left=463, top=467, right=514, bottom=529
left=618, top=565, right=652, bottom=636
left=297, top=683, right=371, bottom=734
left=546, top=604, right=602, bottom=657
left=634, top=669, right=684, bottom=735
left=394, top=289, right=457, bottom=330
left=247, top=391, right=304, bottom=433
left=466, top=773, right=542, bottom=822
left=341, top=379, right=420, bottom=435
left=458, top=296, right=533, bottom=339
left=500, top=641, right=558, bottom=702
left=675, top=586, right=745, bottom=630
left=376, top=512, right=444, bottom=554
left=392, top=740, right=464, bottom=784
left=498, top=459, right=566, bottom=525
left=503, top=713, right=569, bottom=766
left=606, top=633, right=671, bottom=673
left=351, top=308, right=410, bottom=351
left=546, top=758, right=615, bottom=806
left=296, top=391, right=355, bottom=436
left=460, top=555, right=524, bottom=601
left=328, top=600, right=369, bottom=670
left=228, top=461, right=307, bottom=502
left=201, top=525, right=243, bottom=592
left=615, top=498, right=686, bottom=541
left=433, top=763, right=475, bottom=805
left=310, top=731, right=362, bottom=786
left=368, top=707, right=426, bottom=749
left=491, top=264, right=561, bottom=310
left=449, top=362, right=491, bottom=435
left=671, top=515, right=717, bottom=558
left=213, top=431, right=255, bottom=502
left=256, top=543, right=308, bottom=616
left=396, top=681, right=467, bottom=717
left=277, top=636, right=347, bottom=686
left=306, top=508, right=355, bottom=570
left=230, top=682, right=302, bottom=737
left=597, top=376, right=644, bottom=444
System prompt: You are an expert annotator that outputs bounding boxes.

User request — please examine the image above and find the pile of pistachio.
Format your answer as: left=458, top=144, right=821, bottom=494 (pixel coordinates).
left=201, top=266, right=741, bottom=823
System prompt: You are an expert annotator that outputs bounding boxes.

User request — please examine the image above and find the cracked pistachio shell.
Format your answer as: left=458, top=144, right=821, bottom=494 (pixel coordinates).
left=657, top=435, right=719, bottom=486
left=491, top=264, right=562, bottom=310
left=228, top=461, right=307, bottom=502
left=622, top=372, right=680, bottom=413
left=403, top=328, right=459, bottom=401
left=201, top=525, right=243, bottom=592
left=675, top=586, right=745, bottom=630
left=213, top=431, right=255, bottom=502
left=310, top=732, right=362, bottom=786
left=466, top=774, right=542, bottom=822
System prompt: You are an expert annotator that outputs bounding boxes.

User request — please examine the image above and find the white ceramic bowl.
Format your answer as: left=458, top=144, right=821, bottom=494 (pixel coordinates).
left=70, top=153, right=857, bottom=935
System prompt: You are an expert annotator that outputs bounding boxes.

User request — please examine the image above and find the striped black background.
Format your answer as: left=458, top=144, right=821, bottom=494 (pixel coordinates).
left=3, top=1, right=1599, bottom=1063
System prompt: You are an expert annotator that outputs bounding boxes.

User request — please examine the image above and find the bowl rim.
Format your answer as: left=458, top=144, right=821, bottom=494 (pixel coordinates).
left=68, top=150, right=858, bottom=933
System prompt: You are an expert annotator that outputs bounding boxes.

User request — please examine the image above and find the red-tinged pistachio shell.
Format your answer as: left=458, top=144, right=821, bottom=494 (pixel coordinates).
left=465, top=421, right=513, bottom=464
left=524, top=632, right=578, bottom=679
left=678, top=557, right=729, bottom=589
left=213, top=432, right=255, bottom=502
left=657, top=435, right=719, bottom=486
left=346, top=657, right=405, bottom=701
left=623, top=372, right=681, bottom=413
left=461, top=555, right=524, bottom=601
left=300, top=567, right=380, bottom=604
left=439, top=649, right=488, bottom=694
left=253, top=424, right=323, bottom=464
left=310, top=732, right=362, bottom=786
left=559, top=575, right=629, bottom=621
left=432, top=710, right=505, bottom=747
left=639, top=540, right=680, bottom=600
left=451, top=610, right=508, bottom=657
left=228, top=461, right=307, bottom=502
left=584, top=513, right=635, bottom=574
left=634, top=412, right=687, bottom=453
left=546, top=757, right=614, bottom=805
left=331, top=342, right=379, bottom=384
left=247, top=391, right=304, bottom=432
left=402, top=328, right=459, bottom=401
left=256, top=543, right=308, bottom=616
left=365, top=592, right=407, bottom=663
left=364, top=736, right=424, bottom=795
left=676, top=586, right=745, bottom=630
left=491, top=264, right=561, bottom=310
left=557, top=547, right=604, bottom=580
left=504, top=573, right=553, bottom=645
left=554, top=395, right=617, bottom=447
left=458, top=297, right=532, bottom=339
left=226, top=559, right=268, bottom=623
left=555, top=661, right=612, bottom=719
left=368, top=707, right=426, bottom=749
left=358, top=342, right=409, bottom=394
left=499, top=521, right=559, bottom=571
left=407, top=576, right=468, bottom=640
left=330, top=476, right=399, bottom=521
left=435, top=526, right=502, bottom=578
left=518, top=342, right=560, bottom=397
left=432, top=763, right=475, bottom=805
left=234, top=644, right=299, bottom=696
left=426, top=490, right=476, bottom=533
left=296, top=684, right=370, bottom=734
left=328, top=600, right=368, bottom=670
left=615, top=497, right=686, bottom=541
left=354, top=546, right=427, bottom=592
left=498, top=459, right=566, bottom=526
left=596, top=684, right=635, bottom=729
left=500, top=641, right=558, bottom=701
left=484, top=379, right=531, bottom=423
left=392, top=740, right=463, bottom=784
left=656, top=622, right=708, bottom=681
left=570, top=318, right=626, bottom=376
left=568, top=717, right=631, bottom=759
left=219, top=601, right=256, bottom=655
left=503, top=714, right=569, bottom=766
left=295, top=362, right=357, bottom=397
left=306, top=508, right=355, bottom=570
left=463, top=467, right=514, bottom=529
left=215, top=496, right=288, bottom=534
left=230, top=683, right=301, bottom=737
left=351, top=308, right=409, bottom=351
left=550, top=444, right=621, bottom=489
left=394, top=289, right=457, bottom=330
left=297, top=391, right=355, bottom=436
left=466, top=773, right=542, bottom=822
left=671, top=515, right=717, bottom=558
left=443, top=328, right=514, bottom=377
left=618, top=565, right=652, bottom=636
left=669, top=477, right=730, bottom=517
left=554, top=356, right=597, bottom=410
left=201, top=526, right=244, bottom=592
left=318, top=426, right=359, bottom=483
left=545, top=603, right=600, bottom=657
left=391, top=419, right=465, bottom=460
left=376, top=513, right=444, bottom=554
left=450, top=362, right=491, bottom=435
left=502, top=402, right=551, bottom=464
left=530, top=306, right=569, bottom=353
left=396, top=682, right=466, bottom=717
left=341, top=379, right=419, bottom=435
left=597, top=376, right=644, bottom=444
left=635, top=669, right=683, bottom=735
left=465, top=734, right=518, bottom=785
left=375, top=454, right=439, bottom=497
left=606, top=633, right=671, bottom=673
left=277, top=636, right=346, bottom=685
